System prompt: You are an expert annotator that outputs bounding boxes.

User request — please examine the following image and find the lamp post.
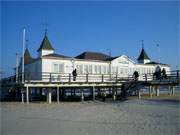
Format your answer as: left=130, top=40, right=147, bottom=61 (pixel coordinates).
left=108, top=49, right=112, bottom=80
left=71, top=58, right=75, bottom=70
left=16, top=53, right=19, bottom=83
left=156, top=44, right=160, bottom=63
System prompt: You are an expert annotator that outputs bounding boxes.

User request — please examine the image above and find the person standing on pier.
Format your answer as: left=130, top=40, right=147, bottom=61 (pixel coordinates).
left=72, top=69, right=77, bottom=81
left=133, top=71, right=139, bottom=81
left=161, top=68, right=167, bottom=79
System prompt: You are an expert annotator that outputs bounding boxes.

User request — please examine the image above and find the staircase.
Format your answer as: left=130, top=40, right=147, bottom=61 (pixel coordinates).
left=120, top=80, right=143, bottom=99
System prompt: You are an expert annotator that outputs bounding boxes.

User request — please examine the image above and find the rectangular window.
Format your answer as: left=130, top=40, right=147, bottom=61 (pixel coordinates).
left=116, top=67, right=118, bottom=74
left=59, top=64, right=64, bottom=73
left=53, top=63, right=64, bottom=73
left=98, top=65, right=101, bottom=74
left=107, top=66, right=109, bottom=74
left=77, top=65, right=83, bottom=74
left=95, top=65, right=98, bottom=74
left=85, top=65, right=88, bottom=74
left=53, top=64, right=59, bottom=73
left=89, top=65, right=92, bottom=74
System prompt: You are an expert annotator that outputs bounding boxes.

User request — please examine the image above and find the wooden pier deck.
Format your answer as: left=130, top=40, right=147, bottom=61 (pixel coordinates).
left=1, top=70, right=179, bottom=103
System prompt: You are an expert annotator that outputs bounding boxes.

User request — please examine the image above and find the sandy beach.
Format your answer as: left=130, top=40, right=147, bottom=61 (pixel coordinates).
left=0, top=94, right=179, bottom=135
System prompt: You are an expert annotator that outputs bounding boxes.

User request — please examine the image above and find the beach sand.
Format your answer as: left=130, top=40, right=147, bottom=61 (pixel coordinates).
left=0, top=94, right=179, bottom=135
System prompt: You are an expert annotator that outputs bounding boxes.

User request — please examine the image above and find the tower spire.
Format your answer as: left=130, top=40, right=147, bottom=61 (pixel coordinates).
left=25, top=39, right=29, bottom=49
left=141, top=40, right=144, bottom=49
left=44, top=23, right=48, bottom=36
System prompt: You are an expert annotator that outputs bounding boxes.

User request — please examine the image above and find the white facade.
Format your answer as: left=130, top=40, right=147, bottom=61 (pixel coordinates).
left=24, top=54, right=170, bottom=81
left=23, top=35, right=170, bottom=82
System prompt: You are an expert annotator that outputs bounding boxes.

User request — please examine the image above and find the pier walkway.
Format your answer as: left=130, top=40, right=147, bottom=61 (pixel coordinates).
left=1, top=70, right=179, bottom=103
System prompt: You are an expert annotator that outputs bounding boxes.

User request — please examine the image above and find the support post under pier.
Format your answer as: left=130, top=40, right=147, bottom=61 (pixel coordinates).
left=149, top=86, right=152, bottom=98
left=92, top=86, right=95, bottom=101
left=81, top=88, right=84, bottom=102
left=26, top=86, right=29, bottom=104
left=156, top=86, right=159, bottom=97
left=57, top=87, right=59, bottom=103
left=172, top=86, right=175, bottom=95
left=47, top=88, right=52, bottom=104
left=21, top=89, right=24, bottom=103
left=113, top=87, right=116, bottom=101
left=138, top=90, right=141, bottom=99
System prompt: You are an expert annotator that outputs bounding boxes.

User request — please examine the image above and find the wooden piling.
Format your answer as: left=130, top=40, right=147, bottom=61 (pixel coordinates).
left=26, top=86, right=29, bottom=104
left=57, top=87, right=59, bottom=103
left=138, top=90, right=141, bottom=99
left=156, top=86, right=159, bottom=97
left=92, top=86, right=95, bottom=101
left=81, top=88, right=84, bottom=102
left=47, top=88, right=52, bottom=104
left=149, top=86, right=152, bottom=98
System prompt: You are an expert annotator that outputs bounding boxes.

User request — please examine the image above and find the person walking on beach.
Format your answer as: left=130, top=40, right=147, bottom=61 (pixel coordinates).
left=72, top=69, right=77, bottom=81
left=102, top=91, right=107, bottom=102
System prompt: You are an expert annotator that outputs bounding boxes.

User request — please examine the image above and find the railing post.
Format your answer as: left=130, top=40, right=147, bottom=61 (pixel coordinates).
left=28, top=72, right=30, bottom=82
left=102, top=74, right=104, bottom=83
left=49, top=73, right=52, bottom=82
left=177, top=70, right=179, bottom=80
left=86, top=74, right=88, bottom=83
left=69, top=74, right=71, bottom=83
left=116, top=74, right=118, bottom=82
left=145, top=74, right=147, bottom=82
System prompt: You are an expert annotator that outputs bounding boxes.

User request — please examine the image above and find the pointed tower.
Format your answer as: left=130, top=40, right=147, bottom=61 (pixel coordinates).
left=24, top=48, right=32, bottom=64
left=137, top=41, right=151, bottom=64
left=37, top=31, right=54, bottom=57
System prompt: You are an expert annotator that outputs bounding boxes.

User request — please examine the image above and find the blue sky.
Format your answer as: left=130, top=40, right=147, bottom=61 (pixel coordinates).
left=1, top=1, right=179, bottom=77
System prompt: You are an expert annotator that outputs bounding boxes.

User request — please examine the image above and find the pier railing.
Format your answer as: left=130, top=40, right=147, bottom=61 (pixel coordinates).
left=142, top=70, right=180, bottom=83
left=24, top=72, right=134, bottom=83
left=1, top=70, right=179, bottom=84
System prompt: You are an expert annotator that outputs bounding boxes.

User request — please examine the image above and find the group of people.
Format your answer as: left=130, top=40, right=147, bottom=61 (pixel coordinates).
left=72, top=67, right=167, bottom=82
left=153, top=67, right=167, bottom=80
left=133, top=67, right=167, bottom=81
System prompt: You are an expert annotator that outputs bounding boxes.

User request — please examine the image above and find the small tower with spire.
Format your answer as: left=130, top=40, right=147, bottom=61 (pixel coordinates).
left=137, top=40, right=151, bottom=64
left=37, top=27, right=54, bottom=57
left=24, top=39, right=32, bottom=64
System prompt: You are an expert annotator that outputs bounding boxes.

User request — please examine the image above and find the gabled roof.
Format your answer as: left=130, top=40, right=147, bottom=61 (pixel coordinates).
left=137, top=48, right=150, bottom=60
left=37, top=35, right=54, bottom=52
left=42, top=53, right=70, bottom=58
left=75, top=51, right=112, bottom=61
left=145, top=61, right=169, bottom=66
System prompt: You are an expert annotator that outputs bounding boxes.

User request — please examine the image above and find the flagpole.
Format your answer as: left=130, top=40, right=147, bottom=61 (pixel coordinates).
left=157, top=44, right=160, bottom=63
left=16, top=53, right=19, bottom=83
left=22, top=28, right=26, bottom=83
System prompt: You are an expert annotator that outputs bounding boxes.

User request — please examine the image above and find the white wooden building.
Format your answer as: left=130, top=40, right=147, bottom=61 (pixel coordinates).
left=22, top=34, right=170, bottom=81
